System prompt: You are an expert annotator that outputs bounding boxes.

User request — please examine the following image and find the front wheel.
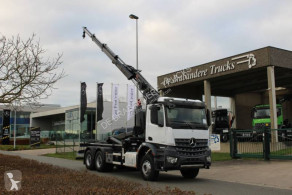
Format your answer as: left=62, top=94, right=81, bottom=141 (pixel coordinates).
left=180, top=168, right=199, bottom=179
left=221, top=133, right=229, bottom=142
left=140, top=154, right=159, bottom=181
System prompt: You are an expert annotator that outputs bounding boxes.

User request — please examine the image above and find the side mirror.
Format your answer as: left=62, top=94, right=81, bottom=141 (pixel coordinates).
left=206, top=109, right=211, bottom=127
left=251, top=108, right=256, bottom=118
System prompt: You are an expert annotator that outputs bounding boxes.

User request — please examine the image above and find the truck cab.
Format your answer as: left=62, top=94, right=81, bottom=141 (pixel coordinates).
left=252, top=104, right=283, bottom=130
left=211, top=109, right=231, bottom=142
left=251, top=104, right=292, bottom=141
left=144, top=97, right=211, bottom=171
left=146, top=97, right=209, bottom=145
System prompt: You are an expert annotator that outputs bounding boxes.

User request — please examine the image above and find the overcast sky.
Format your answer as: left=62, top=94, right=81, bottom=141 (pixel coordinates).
left=1, top=0, right=292, bottom=108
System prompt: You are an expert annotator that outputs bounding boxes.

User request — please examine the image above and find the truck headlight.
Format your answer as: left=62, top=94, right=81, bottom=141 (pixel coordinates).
left=166, top=156, right=178, bottom=164
left=206, top=156, right=211, bottom=162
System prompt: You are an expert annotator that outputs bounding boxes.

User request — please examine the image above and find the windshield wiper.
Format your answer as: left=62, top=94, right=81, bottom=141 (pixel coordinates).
left=169, top=120, right=194, bottom=129
left=190, top=122, right=201, bottom=125
left=169, top=121, right=193, bottom=129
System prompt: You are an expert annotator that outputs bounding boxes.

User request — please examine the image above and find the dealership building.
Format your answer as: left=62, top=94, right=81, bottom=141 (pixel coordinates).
left=30, top=101, right=134, bottom=141
left=0, top=104, right=60, bottom=141
left=158, top=46, right=292, bottom=141
left=1, top=101, right=134, bottom=143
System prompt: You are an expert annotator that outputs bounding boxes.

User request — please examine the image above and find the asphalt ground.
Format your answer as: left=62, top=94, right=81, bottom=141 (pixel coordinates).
left=1, top=149, right=292, bottom=195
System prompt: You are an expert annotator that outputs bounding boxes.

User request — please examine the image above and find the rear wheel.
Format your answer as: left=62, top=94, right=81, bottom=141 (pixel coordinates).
left=180, top=168, right=199, bottom=179
left=140, top=154, right=159, bottom=181
left=85, top=150, right=95, bottom=170
left=95, top=151, right=113, bottom=172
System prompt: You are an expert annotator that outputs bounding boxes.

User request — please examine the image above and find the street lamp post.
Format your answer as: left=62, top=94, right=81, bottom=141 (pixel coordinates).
left=129, top=14, right=139, bottom=101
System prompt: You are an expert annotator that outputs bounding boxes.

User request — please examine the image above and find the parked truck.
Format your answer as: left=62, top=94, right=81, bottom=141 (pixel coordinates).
left=251, top=104, right=292, bottom=141
left=82, top=27, right=211, bottom=181
left=212, top=109, right=233, bottom=142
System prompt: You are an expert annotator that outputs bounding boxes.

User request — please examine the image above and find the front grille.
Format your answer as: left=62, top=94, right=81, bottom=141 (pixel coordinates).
left=255, top=123, right=270, bottom=130
left=175, top=139, right=208, bottom=157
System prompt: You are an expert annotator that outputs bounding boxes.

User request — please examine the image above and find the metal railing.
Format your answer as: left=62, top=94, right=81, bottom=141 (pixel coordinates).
left=230, top=128, right=292, bottom=160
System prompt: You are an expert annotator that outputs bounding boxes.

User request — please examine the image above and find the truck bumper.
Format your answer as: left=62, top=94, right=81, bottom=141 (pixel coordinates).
left=156, top=147, right=211, bottom=171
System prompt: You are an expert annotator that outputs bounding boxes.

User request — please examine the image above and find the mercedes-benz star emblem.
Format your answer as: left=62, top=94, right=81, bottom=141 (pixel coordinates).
left=189, top=138, right=196, bottom=147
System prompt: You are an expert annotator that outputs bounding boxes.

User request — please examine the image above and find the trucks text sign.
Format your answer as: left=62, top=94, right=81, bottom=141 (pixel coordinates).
left=160, top=53, right=257, bottom=88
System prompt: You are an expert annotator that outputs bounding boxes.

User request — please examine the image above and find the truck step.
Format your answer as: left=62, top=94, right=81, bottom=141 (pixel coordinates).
left=112, top=161, right=122, bottom=165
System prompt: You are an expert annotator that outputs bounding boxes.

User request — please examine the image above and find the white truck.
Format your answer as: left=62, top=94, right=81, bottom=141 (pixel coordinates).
left=82, top=27, right=212, bottom=181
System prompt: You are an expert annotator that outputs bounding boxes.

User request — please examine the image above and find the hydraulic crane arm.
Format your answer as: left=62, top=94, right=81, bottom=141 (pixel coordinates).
left=82, top=27, right=159, bottom=104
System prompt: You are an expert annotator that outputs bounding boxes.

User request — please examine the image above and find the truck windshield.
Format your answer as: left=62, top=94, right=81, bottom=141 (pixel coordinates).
left=253, top=108, right=281, bottom=119
left=165, top=106, right=208, bottom=130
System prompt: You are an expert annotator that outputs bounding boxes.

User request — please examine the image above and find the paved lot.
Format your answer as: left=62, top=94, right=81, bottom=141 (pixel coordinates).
left=199, top=160, right=292, bottom=190
left=1, top=149, right=292, bottom=195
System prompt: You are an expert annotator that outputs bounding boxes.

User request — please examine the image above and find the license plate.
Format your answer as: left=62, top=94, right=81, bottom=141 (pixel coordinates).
left=223, top=129, right=228, bottom=133
left=242, top=133, right=250, bottom=137
left=287, top=130, right=292, bottom=133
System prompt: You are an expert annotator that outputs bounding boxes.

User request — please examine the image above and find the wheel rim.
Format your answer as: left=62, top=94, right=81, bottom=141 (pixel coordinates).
left=86, top=153, right=92, bottom=166
left=142, top=160, right=152, bottom=176
left=96, top=154, right=102, bottom=168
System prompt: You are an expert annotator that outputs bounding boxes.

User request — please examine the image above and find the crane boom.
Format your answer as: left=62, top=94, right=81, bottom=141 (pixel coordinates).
left=82, top=27, right=159, bottom=104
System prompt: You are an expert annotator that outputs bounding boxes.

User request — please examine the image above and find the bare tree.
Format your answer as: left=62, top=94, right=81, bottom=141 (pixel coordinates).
left=0, top=34, right=65, bottom=105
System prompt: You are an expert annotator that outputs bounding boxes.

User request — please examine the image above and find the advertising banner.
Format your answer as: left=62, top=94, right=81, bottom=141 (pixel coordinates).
left=30, top=127, right=41, bottom=147
left=96, top=83, right=104, bottom=122
left=127, top=85, right=136, bottom=121
left=112, top=84, right=119, bottom=120
left=80, top=82, right=87, bottom=123
left=210, top=134, right=221, bottom=151
left=2, top=109, right=10, bottom=145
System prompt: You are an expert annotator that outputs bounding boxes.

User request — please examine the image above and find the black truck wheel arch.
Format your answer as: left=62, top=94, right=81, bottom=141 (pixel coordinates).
left=137, top=143, right=159, bottom=169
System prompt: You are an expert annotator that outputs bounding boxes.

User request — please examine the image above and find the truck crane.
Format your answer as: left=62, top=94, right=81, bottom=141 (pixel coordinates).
left=82, top=27, right=212, bottom=181
left=82, top=27, right=159, bottom=104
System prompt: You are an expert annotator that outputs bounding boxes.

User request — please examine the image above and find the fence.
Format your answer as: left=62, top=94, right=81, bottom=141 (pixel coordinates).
left=55, top=130, right=79, bottom=154
left=230, top=128, right=292, bottom=160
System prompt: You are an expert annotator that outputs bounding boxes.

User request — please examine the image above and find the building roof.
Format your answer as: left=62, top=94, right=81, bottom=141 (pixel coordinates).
left=0, top=104, right=61, bottom=113
left=157, top=46, right=292, bottom=93
left=157, top=46, right=292, bottom=97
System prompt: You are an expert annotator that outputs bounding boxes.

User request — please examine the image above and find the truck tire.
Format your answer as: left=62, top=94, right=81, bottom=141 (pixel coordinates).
left=278, top=131, right=286, bottom=142
left=85, top=150, right=95, bottom=170
left=140, top=154, right=159, bottom=181
left=180, top=168, right=199, bottom=179
left=221, top=133, right=228, bottom=143
left=95, top=151, right=113, bottom=172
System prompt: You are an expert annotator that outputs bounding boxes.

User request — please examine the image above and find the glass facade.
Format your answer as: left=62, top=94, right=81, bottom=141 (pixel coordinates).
left=0, top=110, right=31, bottom=138
left=65, top=108, right=96, bottom=141
left=1, top=108, right=96, bottom=142
left=48, top=114, right=66, bottom=140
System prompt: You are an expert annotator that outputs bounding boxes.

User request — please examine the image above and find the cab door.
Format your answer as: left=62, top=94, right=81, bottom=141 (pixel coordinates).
left=145, top=104, right=166, bottom=144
